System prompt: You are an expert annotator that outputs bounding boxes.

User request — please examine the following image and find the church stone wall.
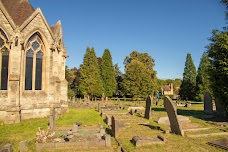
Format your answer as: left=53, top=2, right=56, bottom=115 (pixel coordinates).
left=0, top=3, right=68, bottom=124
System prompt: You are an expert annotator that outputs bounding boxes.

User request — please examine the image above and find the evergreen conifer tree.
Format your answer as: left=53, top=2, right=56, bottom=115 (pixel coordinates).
left=195, top=52, right=211, bottom=101
left=101, top=49, right=117, bottom=97
left=78, top=47, right=104, bottom=98
left=179, top=53, right=197, bottom=100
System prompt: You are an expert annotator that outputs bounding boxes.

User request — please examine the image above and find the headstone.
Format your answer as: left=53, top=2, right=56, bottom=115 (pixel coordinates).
left=164, top=96, right=184, bottom=136
left=0, top=144, right=12, bottom=152
left=19, top=141, right=28, bottom=152
left=131, top=136, right=165, bottom=147
left=72, top=96, right=75, bottom=103
left=207, top=138, right=228, bottom=150
left=49, top=108, right=56, bottom=131
left=129, top=109, right=133, bottom=115
left=72, top=124, right=78, bottom=133
left=100, top=128, right=105, bottom=136
left=111, top=116, right=118, bottom=138
left=105, top=135, right=111, bottom=147
left=97, top=103, right=100, bottom=111
left=144, top=96, right=152, bottom=119
left=204, top=92, right=213, bottom=114
left=105, top=97, right=108, bottom=102
left=106, top=115, right=111, bottom=126
left=215, top=98, right=227, bottom=116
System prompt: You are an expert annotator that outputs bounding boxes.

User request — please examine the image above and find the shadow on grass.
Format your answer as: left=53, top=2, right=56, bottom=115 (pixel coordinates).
left=139, top=124, right=164, bottom=131
left=153, top=107, right=165, bottom=112
left=177, top=109, right=227, bottom=122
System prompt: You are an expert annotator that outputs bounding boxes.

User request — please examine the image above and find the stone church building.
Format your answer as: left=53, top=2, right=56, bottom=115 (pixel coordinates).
left=0, top=0, right=68, bottom=124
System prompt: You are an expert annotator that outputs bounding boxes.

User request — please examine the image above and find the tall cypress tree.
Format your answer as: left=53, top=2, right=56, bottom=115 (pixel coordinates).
left=101, top=49, right=117, bottom=97
left=78, top=47, right=104, bottom=98
left=179, top=53, right=197, bottom=100
left=195, top=52, right=212, bottom=101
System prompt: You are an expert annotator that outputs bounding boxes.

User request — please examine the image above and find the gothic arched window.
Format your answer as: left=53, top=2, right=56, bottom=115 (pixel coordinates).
left=0, top=29, right=9, bottom=90
left=25, top=33, right=44, bottom=90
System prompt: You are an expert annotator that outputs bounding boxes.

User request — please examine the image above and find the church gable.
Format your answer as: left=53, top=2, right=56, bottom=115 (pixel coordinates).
left=21, top=11, right=54, bottom=49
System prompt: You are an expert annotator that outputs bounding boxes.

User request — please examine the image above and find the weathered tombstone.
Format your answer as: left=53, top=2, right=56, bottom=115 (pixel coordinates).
left=111, top=116, right=118, bottom=138
left=72, top=124, right=78, bottom=133
left=106, top=114, right=111, bottom=126
left=72, top=96, right=75, bottom=103
left=204, top=92, right=213, bottom=114
left=19, top=141, right=28, bottom=152
left=215, top=98, right=227, bottom=116
left=144, top=96, right=152, bottom=119
left=164, top=96, right=184, bottom=136
left=105, top=135, right=111, bottom=147
left=97, top=103, right=100, bottom=111
left=49, top=108, right=56, bottom=131
left=105, top=97, right=108, bottom=102
left=0, top=143, right=12, bottom=152
left=100, top=128, right=106, bottom=136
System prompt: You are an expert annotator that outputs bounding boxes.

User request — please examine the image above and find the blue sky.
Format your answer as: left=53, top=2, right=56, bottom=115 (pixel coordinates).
left=30, top=0, right=226, bottom=79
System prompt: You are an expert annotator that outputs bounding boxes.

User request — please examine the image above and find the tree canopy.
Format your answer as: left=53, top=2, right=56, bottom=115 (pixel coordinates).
left=122, top=51, right=157, bottom=99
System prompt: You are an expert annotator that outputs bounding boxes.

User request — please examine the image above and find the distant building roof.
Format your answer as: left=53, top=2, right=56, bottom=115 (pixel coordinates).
left=163, top=84, right=171, bottom=91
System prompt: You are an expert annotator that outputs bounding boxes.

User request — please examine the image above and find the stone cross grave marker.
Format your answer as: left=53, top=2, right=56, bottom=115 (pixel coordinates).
left=144, top=95, right=152, bottom=119
left=204, top=92, right=213, bottom=114
left=164, top=96, right=184, bottom=136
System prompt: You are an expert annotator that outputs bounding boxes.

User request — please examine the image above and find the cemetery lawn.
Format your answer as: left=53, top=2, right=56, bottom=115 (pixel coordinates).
left=116, top=102, right=228, bottom=152
left=0, top=108, right=106, bottom=151
left=56, top=108, right=106, bottom=126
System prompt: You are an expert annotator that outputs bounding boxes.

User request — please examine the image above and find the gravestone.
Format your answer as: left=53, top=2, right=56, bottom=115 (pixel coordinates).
left=164, top=96, right=184, bottom=136
left=72, top=97, right=75, bottom=103
left=49, top=108, right=56, bottom=131
left=144, top=96, right=152, bottom=119
left=19, top=141, right=28, bottom=152
left=0, top=143, right=12, bottom=152
left=72, top=124, right=78, bottom=133
left=204, top=92, right=213, bottom=114
left=131, top=135, right=165, bottom=147
left=111, top=116, right=118, bottom=138
left=215, top=98, right=227, bottom=116
left=106, top=115, right=111, bottom=126
left=97, top=103, right=100, bottom=111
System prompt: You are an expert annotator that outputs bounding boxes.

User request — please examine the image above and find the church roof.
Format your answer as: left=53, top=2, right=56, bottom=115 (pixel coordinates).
left=50, top=26, right=56, bottom=34
left=1, top=0, right=35, bottom=26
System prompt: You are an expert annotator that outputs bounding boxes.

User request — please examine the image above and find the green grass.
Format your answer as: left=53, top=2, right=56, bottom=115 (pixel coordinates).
left=0, top=118, right=48, bottom=151
left=56, top=108, right=106, bottom=126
